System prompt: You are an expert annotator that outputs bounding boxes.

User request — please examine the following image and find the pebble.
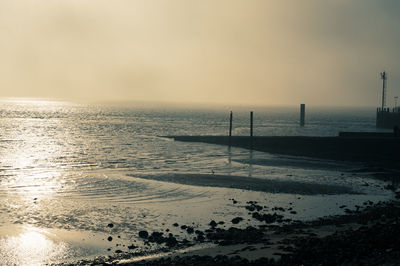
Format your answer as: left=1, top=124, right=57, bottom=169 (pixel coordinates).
left=138, top=230, right=149, bottom=238
left=231, top=217, right=243, bottom=224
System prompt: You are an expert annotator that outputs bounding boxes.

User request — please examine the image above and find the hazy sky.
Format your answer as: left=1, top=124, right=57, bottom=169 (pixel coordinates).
left=1, top=0, right=399, bottom=107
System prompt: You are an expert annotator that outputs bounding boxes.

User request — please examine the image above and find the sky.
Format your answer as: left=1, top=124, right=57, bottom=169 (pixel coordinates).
left=0, top=0, right=399, bottom=107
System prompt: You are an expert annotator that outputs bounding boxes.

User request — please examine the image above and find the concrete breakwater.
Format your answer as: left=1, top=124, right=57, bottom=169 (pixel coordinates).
left=168, top=136, right=400, bottom=165
left=376, top=109, right=400, bottom=129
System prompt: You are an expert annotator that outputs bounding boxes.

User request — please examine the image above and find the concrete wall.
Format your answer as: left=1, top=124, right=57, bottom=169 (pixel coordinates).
left=376, top=110, right=400, bottom=128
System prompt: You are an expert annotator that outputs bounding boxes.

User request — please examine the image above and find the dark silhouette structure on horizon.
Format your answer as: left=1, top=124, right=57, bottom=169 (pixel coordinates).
left=376, top=71, right=400, bottom=128
left=300, top=104, right=305, bottom=127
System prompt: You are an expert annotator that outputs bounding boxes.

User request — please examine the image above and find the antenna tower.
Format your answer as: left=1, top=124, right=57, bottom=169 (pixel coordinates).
left=380, top=71, right=387, bottom=110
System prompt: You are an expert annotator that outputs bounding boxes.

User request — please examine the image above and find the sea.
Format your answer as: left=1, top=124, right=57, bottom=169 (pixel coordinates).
left=0, top=99, right=394, bottom=265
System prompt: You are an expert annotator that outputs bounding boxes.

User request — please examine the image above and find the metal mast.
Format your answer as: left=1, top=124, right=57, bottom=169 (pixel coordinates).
left=380, top=71, right=387, bottom=110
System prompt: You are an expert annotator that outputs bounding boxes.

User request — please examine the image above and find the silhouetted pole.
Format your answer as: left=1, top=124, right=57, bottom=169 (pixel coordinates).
left=229, top=111, right=233, bottom=146
left=250, top=111, right=254, bottom=149
left=250, top=111, right=254, bottom=137
left=229, top=111, right=233, bottom=137
left=381, top=71, right=387, bottom=110
left=300, top=104, right=305, bottom=127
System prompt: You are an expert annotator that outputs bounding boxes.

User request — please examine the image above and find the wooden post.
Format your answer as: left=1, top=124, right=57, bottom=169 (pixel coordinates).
left=229, top=111, right=233, bottom=137
left=250, top=111, right=254, bottom=149
left=229, top=111, right=233, bottom=146
left=250, top=111, right=253, bottom=137
left=300, top=104, right=305, bottom=126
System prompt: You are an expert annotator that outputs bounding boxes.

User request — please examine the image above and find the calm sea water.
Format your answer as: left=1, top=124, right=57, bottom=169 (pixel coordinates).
left=0, top=99, right=393, bottom=265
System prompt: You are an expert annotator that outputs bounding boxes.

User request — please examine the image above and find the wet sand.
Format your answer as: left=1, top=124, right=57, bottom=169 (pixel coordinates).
left=114, top=194, right=400, bottom=266
left=22, top=136, right=399, bottom=265
left=95, top=137, right=400, bottom=265
left=65, top=166, right=400, bottom=265
left=129, top=173, right=358, bottom=195
left=1, top=167, right=391, bottom=265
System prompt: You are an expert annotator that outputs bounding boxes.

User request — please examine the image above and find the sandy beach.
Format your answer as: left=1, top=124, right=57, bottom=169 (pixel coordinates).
left=67, top=165, right=400, bottom=265
left=100, top=135, right=400, bottom=265
left=73, top=187, right=400, bottom=265
left=120, top=199, right=400, bottom=266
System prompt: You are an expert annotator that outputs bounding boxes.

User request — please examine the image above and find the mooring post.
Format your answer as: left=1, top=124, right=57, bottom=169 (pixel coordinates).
left=300, top=104, right=305, bottom=126
left=229, top=111, right=233, bottom=137
left=250, top=111, right=253, bottom=137
left=250, top=111, right=254, bottom=149
left=229, top=111, right=233, bottom=146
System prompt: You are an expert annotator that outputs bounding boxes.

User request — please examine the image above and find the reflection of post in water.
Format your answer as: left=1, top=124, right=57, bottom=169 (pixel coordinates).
left=227, top=146, right=232, bottom=176
left=248, top=149, right=253, bottom=177
left=228, top=146, right=232, bottom=164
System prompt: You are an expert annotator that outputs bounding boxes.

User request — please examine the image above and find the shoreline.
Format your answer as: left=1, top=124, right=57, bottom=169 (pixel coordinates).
left=114, top=197, right=400, bottom=265
left=56, top=136, right=400, bottom=265
left=3, top=166, right=392, bottom=265
left=67, top=165, right=399, bottom=265
left=77, top=192, right=400, bottom=265
left=128, top=173, right=359, bottom=195
left=104, top=137, right=400, bottom=265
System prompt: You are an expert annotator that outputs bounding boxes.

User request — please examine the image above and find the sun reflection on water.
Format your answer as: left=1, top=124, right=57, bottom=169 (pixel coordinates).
left=0, top=226, right=69, bottom=266
left=0, top=99, right=71, bottom=201
left=0, top=100, right=75, bottom=264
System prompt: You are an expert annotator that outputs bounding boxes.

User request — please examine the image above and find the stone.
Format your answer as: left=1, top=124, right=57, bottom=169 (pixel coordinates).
left=209, top=220, right=217, bottom=227
left=139, top=230, right=149, bottom=238
left=231, top=217, right=243, bottom=224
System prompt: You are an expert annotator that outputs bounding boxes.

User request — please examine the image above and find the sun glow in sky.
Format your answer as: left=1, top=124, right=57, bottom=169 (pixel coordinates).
left=0, top=0, right=399, bottom=107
